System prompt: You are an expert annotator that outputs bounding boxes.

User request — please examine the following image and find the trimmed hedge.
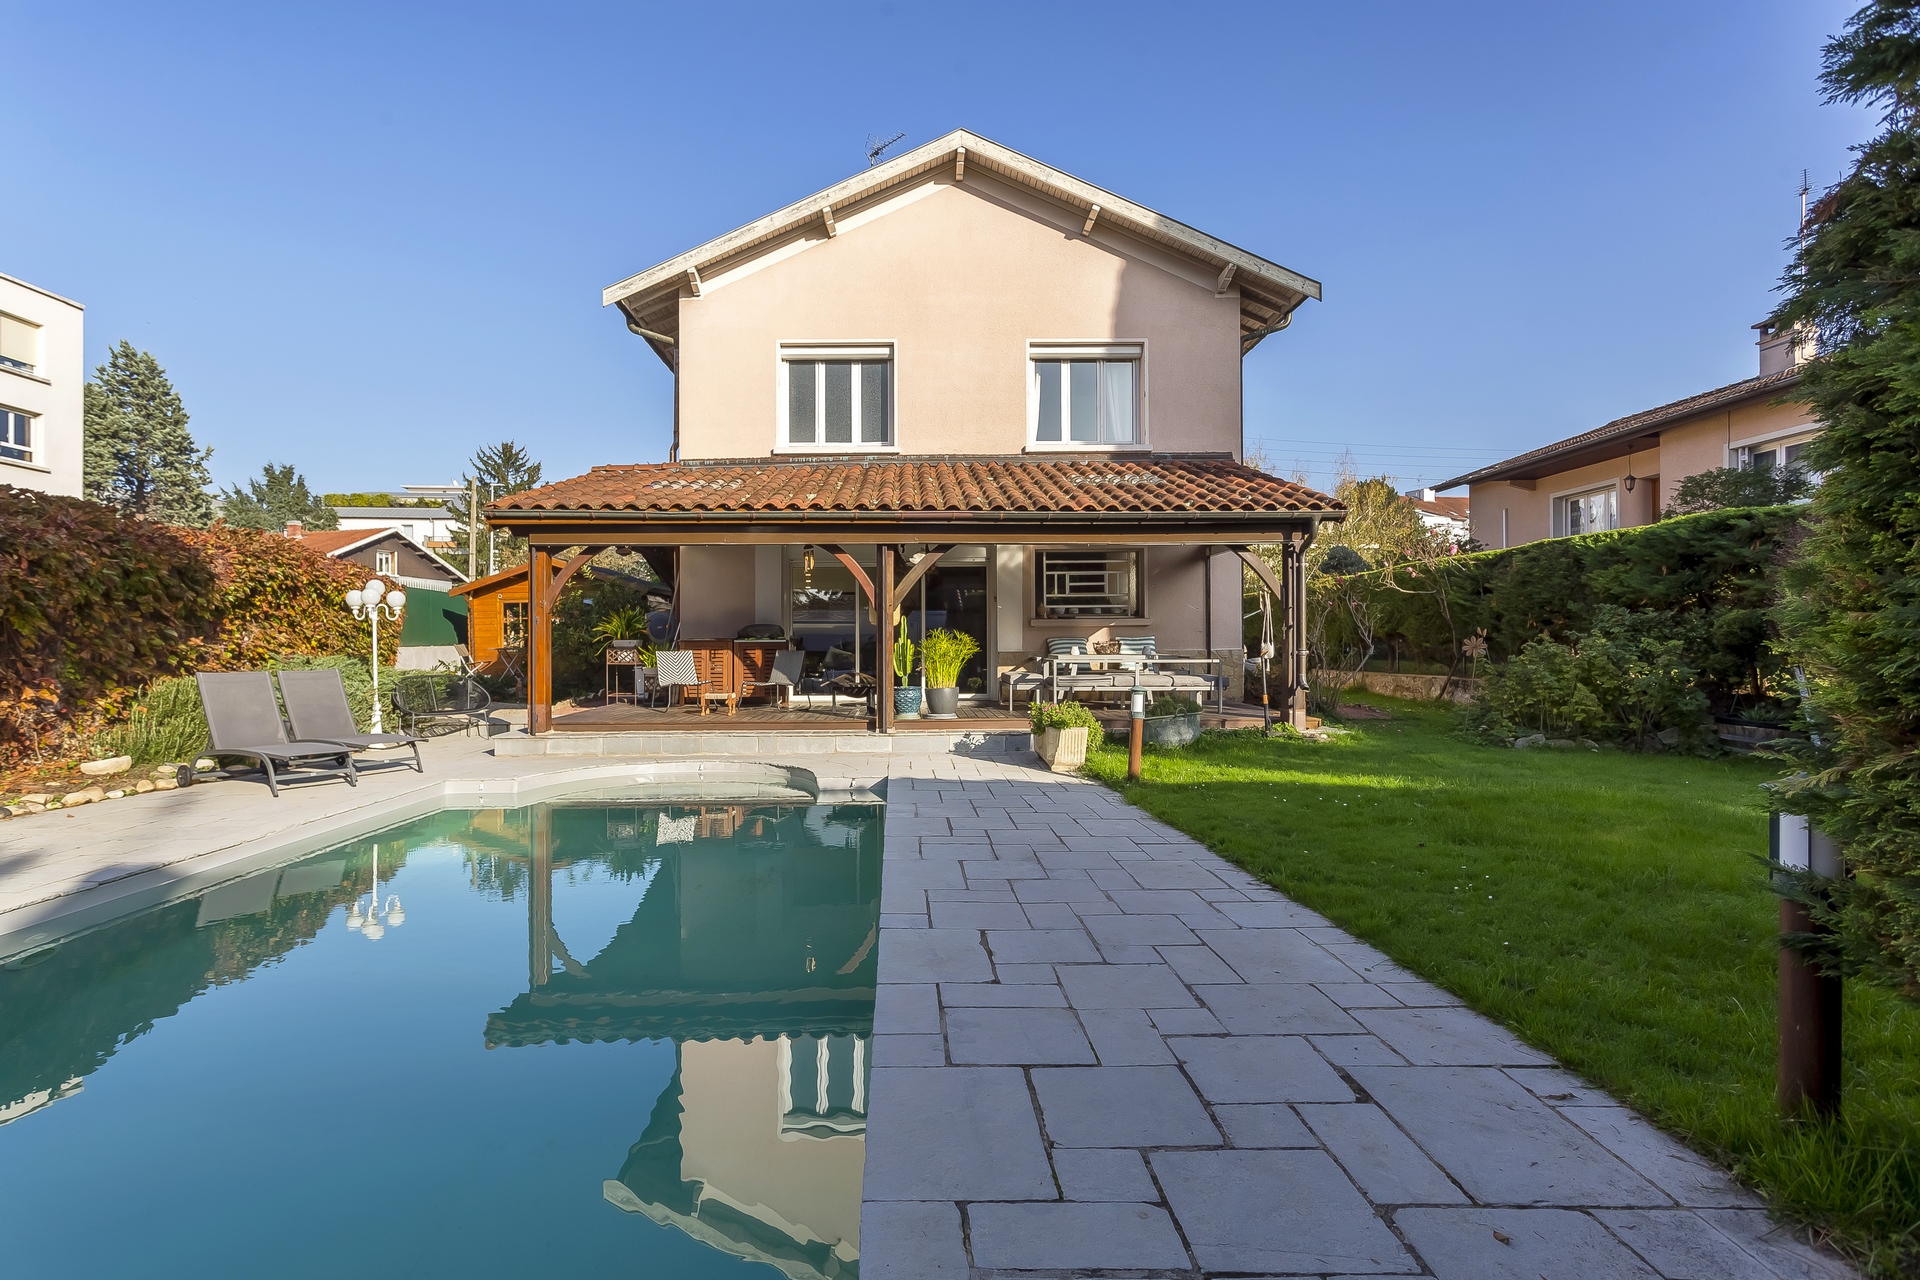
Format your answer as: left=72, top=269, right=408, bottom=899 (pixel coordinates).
left=1311, top=506, right=1803, bottom=711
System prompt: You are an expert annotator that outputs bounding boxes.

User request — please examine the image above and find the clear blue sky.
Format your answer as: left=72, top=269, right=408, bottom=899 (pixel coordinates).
left=1, top=1, right=1872, bottom=496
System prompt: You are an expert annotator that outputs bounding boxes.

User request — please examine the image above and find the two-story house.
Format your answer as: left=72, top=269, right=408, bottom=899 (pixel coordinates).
left=489, top=131, right=1340, bottom=734
left=1435, top=321, right=1818, bottom=547
left=0, top=272, right=85, bottom=498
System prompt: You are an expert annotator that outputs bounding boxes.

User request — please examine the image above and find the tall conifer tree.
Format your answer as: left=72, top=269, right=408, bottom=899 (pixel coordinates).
left=82, top=341, right=214, bottom=526
left=1775, top=0, right=1920, bottom=996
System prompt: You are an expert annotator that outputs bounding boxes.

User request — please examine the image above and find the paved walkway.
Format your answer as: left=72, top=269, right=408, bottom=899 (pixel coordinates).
left=863, top=756, right=1856, bottom=1280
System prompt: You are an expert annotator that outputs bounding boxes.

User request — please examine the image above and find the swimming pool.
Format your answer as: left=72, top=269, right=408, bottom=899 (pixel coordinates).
left=0, top=799, right=882, bottom=1278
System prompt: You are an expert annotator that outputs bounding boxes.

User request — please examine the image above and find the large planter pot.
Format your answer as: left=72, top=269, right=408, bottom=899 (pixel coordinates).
left=894, top=687, right=923, bottom=719
left=1035, top=725, right=1090, bottom=773
left=1142, top=711, right=1203, bottom=748
left=924, top=686, right=960, bottom=719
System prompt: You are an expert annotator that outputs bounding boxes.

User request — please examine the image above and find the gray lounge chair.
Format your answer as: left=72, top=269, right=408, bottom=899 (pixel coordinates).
left=195, top=671, right=358, bottom=797
left=276, top=668, right=424, bottom=774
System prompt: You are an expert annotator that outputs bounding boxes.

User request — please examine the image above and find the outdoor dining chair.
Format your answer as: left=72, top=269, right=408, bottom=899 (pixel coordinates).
left=276, top=667, right=424, bottom=774
left=654, top=650, right=713, bottom=711
left=743, top=649, right=806, bottom=708
left=392, top=673, right=495, bottom=736
left=195, top=671, right=359, bottom=797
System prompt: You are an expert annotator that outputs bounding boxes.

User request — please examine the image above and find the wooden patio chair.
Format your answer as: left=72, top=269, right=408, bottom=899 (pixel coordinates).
left=195, top=671, right=358, bottom=797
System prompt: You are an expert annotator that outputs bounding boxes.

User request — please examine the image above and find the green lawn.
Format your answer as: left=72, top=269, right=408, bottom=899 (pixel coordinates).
left=1084, top=698, right=1920, bottom=1277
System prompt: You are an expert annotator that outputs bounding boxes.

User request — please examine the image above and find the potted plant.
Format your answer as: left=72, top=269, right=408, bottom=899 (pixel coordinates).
left=1030, top=699, right=1099, bottom=772
left=920, top=627, right=979, bottom=719
left=1142, top=693, right=1204, bottom=747
left=892, top=616, right=922, bottom=719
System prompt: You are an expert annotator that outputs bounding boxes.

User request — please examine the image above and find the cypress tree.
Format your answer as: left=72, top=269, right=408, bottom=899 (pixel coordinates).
left=82, top=341, right=214, bottom=527
left=1775, top=0, right=1920, bottom=997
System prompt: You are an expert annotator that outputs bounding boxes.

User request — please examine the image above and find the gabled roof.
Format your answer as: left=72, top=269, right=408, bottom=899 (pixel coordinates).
left=1435, top=366, right=1809, bottom=490
left=603, top=129, right=1321, bottom=364
left=296, top=527, right=467, bottom=582
left=492, top=455, right=1339, bottom=518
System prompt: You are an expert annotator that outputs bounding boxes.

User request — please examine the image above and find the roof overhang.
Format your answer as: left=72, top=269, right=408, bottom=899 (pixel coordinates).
left=1435, top=367, right=1808, bottom=490
left=603, top=129, right=1322, bottom=368
left=493, top=508, right=1331, bottom=548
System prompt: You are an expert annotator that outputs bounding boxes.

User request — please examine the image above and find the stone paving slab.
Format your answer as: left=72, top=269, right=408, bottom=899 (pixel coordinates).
left=861, top=754, right=1860, bottom=1279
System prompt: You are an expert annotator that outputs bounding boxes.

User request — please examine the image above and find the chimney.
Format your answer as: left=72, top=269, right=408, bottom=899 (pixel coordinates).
left=284, top=520, right=303, bottom=538
left=1755, top=319, right=1814, bottom=376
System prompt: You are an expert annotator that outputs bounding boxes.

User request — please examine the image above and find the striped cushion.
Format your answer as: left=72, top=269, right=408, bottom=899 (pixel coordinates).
left=1114, top=635, right=1157, bottom=657
left=1045, top=636, right=1091, bottom=674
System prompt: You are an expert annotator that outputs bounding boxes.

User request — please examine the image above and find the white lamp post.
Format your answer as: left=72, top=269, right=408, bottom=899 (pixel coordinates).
left=344, top=843, right=406, bottom=942
left=346, top=578, right=406, bottom=734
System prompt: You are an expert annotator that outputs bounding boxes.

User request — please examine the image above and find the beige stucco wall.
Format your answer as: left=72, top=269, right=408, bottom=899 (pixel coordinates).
left=1467, top=391, right=1817, bottom=549
left=674, top=171, right=1243, bottom=459
left=679, top=545, right=759, bottom=639
left=0, top=274, right=85, bottom=497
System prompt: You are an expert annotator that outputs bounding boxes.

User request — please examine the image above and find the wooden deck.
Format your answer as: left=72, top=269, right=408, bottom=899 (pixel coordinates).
left=549, top=698, right=1279, bottom=734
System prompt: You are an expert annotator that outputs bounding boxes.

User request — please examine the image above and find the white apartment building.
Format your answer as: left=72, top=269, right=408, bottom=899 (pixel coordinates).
left=0, top=273, right=85, bottom=497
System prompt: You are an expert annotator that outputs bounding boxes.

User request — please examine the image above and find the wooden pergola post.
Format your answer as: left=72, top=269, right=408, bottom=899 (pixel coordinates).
left=527, top=546, right=603, bottom=735
left=878, top=546, right=896, bottom=733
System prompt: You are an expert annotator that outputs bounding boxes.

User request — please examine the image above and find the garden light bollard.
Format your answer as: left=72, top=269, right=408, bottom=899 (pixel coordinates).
left=1771, top=810, right=1842, bottom=1119
left=1128, top=683, right=1145, bottom=782
left=345, top=579, right=405, bottom=736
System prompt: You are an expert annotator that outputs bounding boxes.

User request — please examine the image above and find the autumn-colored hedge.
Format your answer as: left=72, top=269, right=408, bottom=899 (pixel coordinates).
left=174, top=524, right=397, bottom=671
left=0, top=491, right=397, bottom=762
left=0, top=485, right=220, bottom=757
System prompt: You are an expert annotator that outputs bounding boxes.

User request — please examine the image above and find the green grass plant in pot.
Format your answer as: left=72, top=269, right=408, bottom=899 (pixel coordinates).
left=920, top=627, right=979, bottom=719
left=892, top=616, right=921, bottom=718
left=1030, top=698, right=1098, bottom=772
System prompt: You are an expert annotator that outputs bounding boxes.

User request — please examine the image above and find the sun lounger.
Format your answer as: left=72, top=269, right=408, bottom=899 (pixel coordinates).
left=276, top=668, right=424, bottom=774
left=195, top=671, right=358, bottom=797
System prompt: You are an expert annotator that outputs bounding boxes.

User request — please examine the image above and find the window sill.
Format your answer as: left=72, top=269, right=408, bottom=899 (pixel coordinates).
left=1024, top=442, right=1145, bottom=454
left=771, top=444, right=901, bottom=456
left=0, top=364, right=52, bottom=386
left=0, top=455, right=51, bottom=474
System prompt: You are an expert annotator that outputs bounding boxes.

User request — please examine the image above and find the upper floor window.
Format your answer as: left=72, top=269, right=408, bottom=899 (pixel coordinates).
left=781, top=344, right=892, bottom=449
left=1737, top=433, right=1817, bottom=474
left=0, top=407, right=32, bottom=463
left=0, top=314, right=40, bottom=374
left=1556, top=487, right=1616, bottom=537
left=375, top=550, right=397, bottom=574
left=1030, top=344, right=1140, bottom=447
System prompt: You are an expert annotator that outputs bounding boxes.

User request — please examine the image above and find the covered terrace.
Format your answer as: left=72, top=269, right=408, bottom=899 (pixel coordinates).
left=485, top=454, right=1341, bottom=736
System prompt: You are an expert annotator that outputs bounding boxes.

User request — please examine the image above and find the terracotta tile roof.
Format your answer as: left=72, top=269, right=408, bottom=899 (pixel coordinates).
left=1435, top=366, right=1808, bottom=490
left=296, top=529, right=385, bottom=555
left=491, top=455, right=1339, bottom=517
left=1411, top=495, right=1469, bottom=520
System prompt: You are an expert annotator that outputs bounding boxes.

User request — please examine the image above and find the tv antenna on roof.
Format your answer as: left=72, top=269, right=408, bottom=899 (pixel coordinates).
left=866, top=132, right=907, bottom=167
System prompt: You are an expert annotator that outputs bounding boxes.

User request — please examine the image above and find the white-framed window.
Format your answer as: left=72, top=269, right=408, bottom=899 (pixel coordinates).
left=0, top=407, right=32, bottom=463
left=1736, top=433, right=1818, bottom=473
left=375, top=550, right=397, bottom=574
left=0, top=314, right=40, bottom=374
left=1556, top=487, right=1617, bottom=537
left=779, top=344, right=893, bottom=449
left=1029, top=343, right=1142, bottom=447
left=1036, top=548, right=1141, bottom=619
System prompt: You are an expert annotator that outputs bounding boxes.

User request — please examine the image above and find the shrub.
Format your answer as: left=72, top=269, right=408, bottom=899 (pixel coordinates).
left=90, top=674, right=208, bottom=765
left=1664, top=464, right=1813, bottom=516
left=1147, top=694, right=1202, bottom=717
left=922, top=628, right=980, bottom=688
left=1468, top=606, right=1710, bottom=747
left=0, top=485, right=220, bottom=759
left=175, top=523, right=389, bottom=671
left=1030, top=700, right=1101, bottom=732
left=552, top=574, right=663, bottom=698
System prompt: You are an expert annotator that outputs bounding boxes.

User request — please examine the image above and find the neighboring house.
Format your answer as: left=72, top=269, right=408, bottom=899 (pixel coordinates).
left=293, top=525, right=470, bottom=669
left=0, top=272, right=84, bottom=497
left=332, top=505, right=460, bottom=550
left=1405, top=489, right=1470, bottom=542
left=1437, top=321, right=1817, bottom=548
left=486, top=129, right=1341, bottom=731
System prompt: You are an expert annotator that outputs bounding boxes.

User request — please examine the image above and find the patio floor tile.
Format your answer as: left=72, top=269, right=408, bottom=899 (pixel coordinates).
left=862, top=1067, right=1055, bottom=1201
left=1168, top=1034, right=1355, bottom=1104
left=1033, top=1066, right=1220, bottom=1147
left=1393, top=1207, right=1661, bottom=1279
left=1153, top=1148, right=1418, bottom=1274
left=967, top=1202, right=1189, bottom=1271
left=945, top=1006, right=1094, bottom=1065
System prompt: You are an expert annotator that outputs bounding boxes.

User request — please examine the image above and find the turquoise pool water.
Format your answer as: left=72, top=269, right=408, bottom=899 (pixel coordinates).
left=0, top=800, right=882, bottom=1278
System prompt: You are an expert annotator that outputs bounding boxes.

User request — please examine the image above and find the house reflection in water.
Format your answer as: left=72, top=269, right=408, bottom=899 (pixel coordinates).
left=483, top=801, right=881, bottom=1280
